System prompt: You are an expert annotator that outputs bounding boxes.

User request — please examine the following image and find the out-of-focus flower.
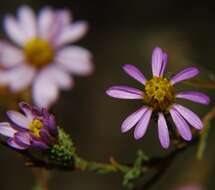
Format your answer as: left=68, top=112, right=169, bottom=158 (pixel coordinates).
left=175, top=184, right=203, bottom=190
left=106, top=47, right=210, bottom=149
left=0, top=5, right=93, bottom=108
left=0, top=102, right=58, bottom=150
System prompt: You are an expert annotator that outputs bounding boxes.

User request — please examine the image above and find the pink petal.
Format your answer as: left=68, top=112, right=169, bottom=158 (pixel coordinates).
left=170, top=108, right=192, bottom=141
left=55, top=46, right=94, bottom=75
left=7, top=111, right=30, bottom=129
left=4, top=65, right=35, bottom=92
left=38, top=7, right=54, bottom=39
left=173, top=104, right=203, bottom=130
left=134, top=108, right=152, bottom=139
left=121, top=106, right=148, bottom=133
left=18, top=5, right=36, bottom=39
left=123, top=64, right=146, bottom=85
left=170, top=67, right=199, bottom=85
left=0, top=42, right=24, bottom=68
left=106, top=86, right=143, bottom=99
left=4, top=15, right=27, bottom=46
left=33, top=71, right=59, bottom=108
left=158, top=113, right=170, bottom=149
left=176, top=91, right=210, bottom=105
left=55, top=21, right=88, bottom=47
left=0, top=122, right=17, bottom=137
left=151, top=47, right=167, bottom=77
left=44, top=66, right=73, bottom=90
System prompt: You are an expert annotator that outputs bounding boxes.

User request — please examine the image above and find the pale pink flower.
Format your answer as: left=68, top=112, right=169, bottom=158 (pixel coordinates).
left=0, top=5, right=93, bottom=108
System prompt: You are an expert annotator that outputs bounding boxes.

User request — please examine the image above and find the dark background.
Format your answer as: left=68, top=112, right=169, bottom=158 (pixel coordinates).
left=0, top=0, right=215, bottom=189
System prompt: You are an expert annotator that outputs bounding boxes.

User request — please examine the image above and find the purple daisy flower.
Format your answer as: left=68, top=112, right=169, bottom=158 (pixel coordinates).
left=0, top=102, right=58, bottom=150
left=106, top=47, right=210, bottom=149
left=0, top=5, right=93, bottom=108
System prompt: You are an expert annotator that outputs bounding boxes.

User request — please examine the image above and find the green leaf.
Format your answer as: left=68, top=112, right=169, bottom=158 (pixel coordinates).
left=197, top=121, right=211, bottom=160
left=122, top=150, right=148, bottom=189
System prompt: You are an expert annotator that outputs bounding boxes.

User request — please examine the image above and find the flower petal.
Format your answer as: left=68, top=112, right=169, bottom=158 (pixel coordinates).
left=33, top=70, right=59, bottom=108
left=19, top=102, right=35, bottom=120
left=0, top=122, right=17, bottom=137
left=173, top=104, right=203, bottom=130
left=106, top=86, right=143, bottom=99
left=134, top=108, right=152, bottom=140
left=18, top=5, right=37, bottom=39
left=38, top=7, right=54, bottom=40
left=170, top=67, right=199, bottom=85
left=15, top=132, right=31, bottom=147
left=151, top=47, right=167, bottom=77
left=44, top=66, right=73, bottom=90
left=121, top=106, right=148, bottom=133
left=176, top=91, right=210, bottom=105
left=7, top=138, right=27, bottom=150
left=158, top=113, right=170, bottom=149
left=123, top=64, right=146, bottom=85
left=4, top=15, right=27, bottom=46
left=0, top=64, right=36, bottom=92
left=55, top=21, right=88, bottom=47
left=0, top=42, right=24, bottom=68
left=55, top=46, right=94, bottom=75
left=31, top=139, right=49, bottom=149
left=170, top=108, right=192, bottom=141
left=7, top=111, right=30, bottom=129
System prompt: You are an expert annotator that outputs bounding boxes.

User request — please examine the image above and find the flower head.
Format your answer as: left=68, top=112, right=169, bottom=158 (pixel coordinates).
left=0, top=102, right=58, bottom=150
left=106, top=47, right=210, bottom=149
left=0, top=5, right=94, bottom=108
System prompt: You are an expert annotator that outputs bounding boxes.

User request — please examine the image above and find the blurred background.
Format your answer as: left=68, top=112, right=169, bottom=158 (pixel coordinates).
left=0, top=0, right=215, bottom=189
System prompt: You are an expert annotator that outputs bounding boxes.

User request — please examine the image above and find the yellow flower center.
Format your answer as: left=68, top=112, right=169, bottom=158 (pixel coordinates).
left=144, top=77, right=175, bottom=111
left=29, top=119, right=43, bottom=138
left=24, top=38, right=54, bottom=68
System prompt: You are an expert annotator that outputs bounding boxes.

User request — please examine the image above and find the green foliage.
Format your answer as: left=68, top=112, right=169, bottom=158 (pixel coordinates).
left=197, top=121, right=211, bottom=160
left=123, top=150, right=149, bottom=189
left=49, top=128, right=75, bottom=165
left=32, top=184, right=43, bottom=190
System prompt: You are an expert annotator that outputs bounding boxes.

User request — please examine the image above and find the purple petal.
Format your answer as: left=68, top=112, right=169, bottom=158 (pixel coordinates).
left=7, top=111, right=30, bottom=129
left=121, top=106, right=148, bottom=133
left=0, top=122, right=17, bottom=137
left=19, top=102, right=36, bottom=120
left=106, top=86, right=143, bottom=99
left=14, top=132, right=31, bottom=147
left=134, top=108, right=152, bottom=140
left=173, top=104, right=203, bottom=130
left=176, top=91, right=210, bottom=105
left=170, top=67, right=199, bottom=85
left=160, top=53, right=168, bottom=77
left=158, top=113, right=170, bottom=149
left=123, top=64, right=146, bottom=85
left=41, top=110, right=58, bottom=136
left=31, top=139, right=49, bottom=149
left=170, top=108, right=192, bottom=141
left=151, top=47, right=167, bottom=77
left=7, top=138, right=27, bottom=150
left=40, top=128, right=56, bottom=145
